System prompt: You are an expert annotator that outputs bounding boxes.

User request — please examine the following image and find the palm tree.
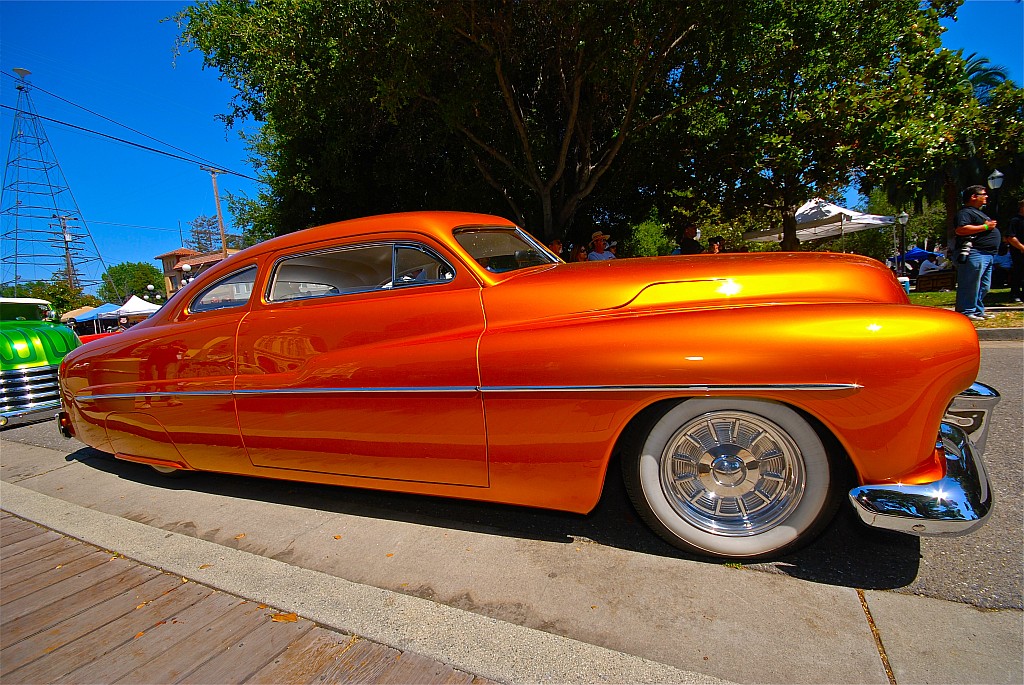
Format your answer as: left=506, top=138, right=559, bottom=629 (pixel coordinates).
left=962, top=52, right=1012, bottom=105
left=881, top=52, right=1014, bottom=244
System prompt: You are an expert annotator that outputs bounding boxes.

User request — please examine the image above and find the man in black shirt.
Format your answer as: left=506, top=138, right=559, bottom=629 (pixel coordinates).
left=954, top=185, right=1000, bottom=320
left=672, top=223, right=704, bottom=255
left=1007, top=199, right=1024, bottom=303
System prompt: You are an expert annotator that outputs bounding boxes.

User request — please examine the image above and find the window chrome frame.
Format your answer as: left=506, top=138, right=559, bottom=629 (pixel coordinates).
left=187, top=265, right=259, bottom=315
left=264, top=241, right=457, bottom=305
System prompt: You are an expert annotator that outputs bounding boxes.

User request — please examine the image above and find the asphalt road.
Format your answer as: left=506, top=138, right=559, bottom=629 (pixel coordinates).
left=2, top=341, right=1020, bottom=617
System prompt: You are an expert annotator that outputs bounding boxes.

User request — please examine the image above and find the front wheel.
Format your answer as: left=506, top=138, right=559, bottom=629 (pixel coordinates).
left=623, top=399, right=840, bottom=559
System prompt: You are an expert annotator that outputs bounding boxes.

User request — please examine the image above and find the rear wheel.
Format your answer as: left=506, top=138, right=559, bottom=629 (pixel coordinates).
left=623, top=399, right=839, bottom=559
left=150, top=464, right=188, bottom=478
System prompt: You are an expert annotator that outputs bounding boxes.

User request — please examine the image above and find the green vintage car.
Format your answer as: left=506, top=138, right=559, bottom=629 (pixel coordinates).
left=1, top=298, right=81, bottom=428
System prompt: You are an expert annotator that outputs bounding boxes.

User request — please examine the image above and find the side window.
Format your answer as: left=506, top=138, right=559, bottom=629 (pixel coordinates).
left=268, top=243, right=454, bottom=302
left=269, top=245, right=392, bottom=302
left=190, top=266, right=258, bottom=313
left=393, top=246, right=455, bottom=288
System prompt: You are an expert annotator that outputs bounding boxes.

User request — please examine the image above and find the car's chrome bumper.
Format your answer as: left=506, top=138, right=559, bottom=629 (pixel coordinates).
left=0, top=399, right=62, bottom=429
left=848, top=382, right=999, bottom=536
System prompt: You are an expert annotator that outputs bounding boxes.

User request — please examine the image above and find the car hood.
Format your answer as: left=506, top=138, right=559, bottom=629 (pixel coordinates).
left=0, top=319, right=80, bottom=370
left=481, top=252, right=909, bottom=326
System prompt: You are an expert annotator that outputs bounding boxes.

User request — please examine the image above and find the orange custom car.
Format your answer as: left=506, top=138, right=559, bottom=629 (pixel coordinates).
left=57, top=212, right=998, bottom=559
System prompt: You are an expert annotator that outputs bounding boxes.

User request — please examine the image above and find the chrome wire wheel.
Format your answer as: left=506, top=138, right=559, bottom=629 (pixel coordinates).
left=660, top=411, right=805, bottom=536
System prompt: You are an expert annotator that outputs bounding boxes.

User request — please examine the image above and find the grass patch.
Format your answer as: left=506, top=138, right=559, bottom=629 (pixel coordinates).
left=908, top=287, right=1022, bottom=329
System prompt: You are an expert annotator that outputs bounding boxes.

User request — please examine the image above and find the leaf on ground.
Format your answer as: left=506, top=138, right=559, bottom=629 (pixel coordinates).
left=133, top=631, right=145, bottom=639
left=181, top=577, right=189, bottom=583
left=54, top=564, right=63, bottom=569
left=234, top=533, right=246, bottom=540
left=155, top=621, right=166, bottom=627
left=333, top=535, right=342, bottom=540
left=136, top=602, right=149, bottom=610
left=257, top=603, right=268, bottom=609
left=198, top=564, right=211, bottom=569
left=271, top=612, right=298, bottom=623
left=386, top=553, right=394, bottom=557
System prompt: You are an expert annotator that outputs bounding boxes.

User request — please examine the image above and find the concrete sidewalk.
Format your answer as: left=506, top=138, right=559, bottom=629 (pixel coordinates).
left=1, top=482, right=727, bottom=684
left=1, top=437, right=1021, bottom=684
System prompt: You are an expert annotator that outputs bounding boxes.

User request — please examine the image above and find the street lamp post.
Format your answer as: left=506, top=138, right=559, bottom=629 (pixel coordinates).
left=896, top=211, right=910, bottom=277
left=987, top=169, right=1004, bottom=218
left=143, top=284, right=163, bottom=304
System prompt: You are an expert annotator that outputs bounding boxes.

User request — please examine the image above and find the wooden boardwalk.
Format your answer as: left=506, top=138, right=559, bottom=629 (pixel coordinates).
left=0, top=512, right=492, bottom=684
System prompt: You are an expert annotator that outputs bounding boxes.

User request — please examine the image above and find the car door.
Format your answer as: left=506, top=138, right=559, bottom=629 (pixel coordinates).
left=234, top=238, right=489, bottom=486
left=96, top=264, right=258, bottom=472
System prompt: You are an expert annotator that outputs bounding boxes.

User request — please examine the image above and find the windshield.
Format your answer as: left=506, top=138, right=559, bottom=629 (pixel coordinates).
left=0, top=301, right=52, bottom=322
left=453, top=227, right=557, bottom=273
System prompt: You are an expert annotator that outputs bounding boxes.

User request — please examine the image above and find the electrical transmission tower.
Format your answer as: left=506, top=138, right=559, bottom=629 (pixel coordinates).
left=1, top=68, right=107, bottom=295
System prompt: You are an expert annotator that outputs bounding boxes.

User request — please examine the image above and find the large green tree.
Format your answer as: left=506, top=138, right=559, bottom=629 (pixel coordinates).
left=98, top=262, right=165, bottom=304
left=179, top=0, right=1002, bottom=252
left=673, top=0, right=970, bottom=250
left=869, top=49, right=1024, bottom=242
left=178, top=0, right=771, bottom=242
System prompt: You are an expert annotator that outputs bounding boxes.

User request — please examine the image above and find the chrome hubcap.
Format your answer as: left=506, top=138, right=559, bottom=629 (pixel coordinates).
left=660, top=410, right=804, bottom=536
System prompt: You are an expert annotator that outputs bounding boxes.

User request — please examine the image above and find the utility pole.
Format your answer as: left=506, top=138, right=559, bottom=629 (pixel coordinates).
left=53, top=214, right=78, bottom=289
left=201, top=166, right=228, bottom=259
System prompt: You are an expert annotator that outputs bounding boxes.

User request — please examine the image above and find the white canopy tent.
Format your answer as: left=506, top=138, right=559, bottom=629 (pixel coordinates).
left=112, top=295, right=161, bottom=318
left=743, top=199, right=894, bottom=243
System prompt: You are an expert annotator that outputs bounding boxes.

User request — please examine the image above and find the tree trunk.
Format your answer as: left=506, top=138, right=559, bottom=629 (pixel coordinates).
left=943, top=174, right=959, bottom=250
left=780, top=204, right=800, bottom=251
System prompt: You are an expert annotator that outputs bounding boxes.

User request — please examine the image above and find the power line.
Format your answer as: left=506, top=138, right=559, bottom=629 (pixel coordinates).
left=1, top=69, right=227, bottom=171
left=0, top=103, right=258, bottom=181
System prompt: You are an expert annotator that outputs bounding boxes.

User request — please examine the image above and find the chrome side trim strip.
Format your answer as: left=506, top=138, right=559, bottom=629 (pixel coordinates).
left=76, top=391, right=232, bottom=402
left=482, top=383, right=861, bottom=393
left=232, top=387, right=477, bottom=395
left=75, top=382, right=859, bottom=403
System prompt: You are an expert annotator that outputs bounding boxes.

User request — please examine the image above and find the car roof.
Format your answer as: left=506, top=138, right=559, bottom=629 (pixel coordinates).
left=0, top=297, right=51, bottom=306
left=242, top=211, right=519, bottom=258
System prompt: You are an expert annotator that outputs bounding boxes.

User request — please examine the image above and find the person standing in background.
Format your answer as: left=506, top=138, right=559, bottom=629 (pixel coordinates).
left=953, top=185, right=1000, bottom=321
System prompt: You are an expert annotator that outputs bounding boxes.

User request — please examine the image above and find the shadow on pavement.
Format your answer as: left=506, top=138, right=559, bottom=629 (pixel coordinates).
left=65, top=445, right=921, bottom=591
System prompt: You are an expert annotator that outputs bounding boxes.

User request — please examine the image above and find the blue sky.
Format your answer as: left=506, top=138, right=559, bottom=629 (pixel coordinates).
left=1, top=0, right=1022, bottom=294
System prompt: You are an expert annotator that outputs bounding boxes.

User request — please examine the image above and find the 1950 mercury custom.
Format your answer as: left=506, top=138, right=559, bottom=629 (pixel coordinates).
left=57, top=212, right=998, bottom=559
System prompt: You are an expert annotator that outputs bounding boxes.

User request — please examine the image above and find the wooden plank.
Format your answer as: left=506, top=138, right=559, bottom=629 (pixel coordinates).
left=112, top=598, right=270, bottom=683
left=54, top=589, right=242, bottom=684
left=179, top=614, right=314, bottom=684
left=309, top=638, right=403, bottom=684
left=1, top=535, right=79, bottom=571
left=373, top=649, right=468, bottom=684
left=443, top=670, right=481, bottom=684
left=1, top=548, right=131, bottom=614
left=0, top=541, right=97, bottom=592
left=245, top=627, right=359, bottom=684
left=0, top=573, right=182, bottom=677
left=0, top=525, right=51, bottom=546
left=0, top=515, right=33, bottom=534
left=2, top=582, right=213, bottom=684
left=1, top=563, right=160, bottom=649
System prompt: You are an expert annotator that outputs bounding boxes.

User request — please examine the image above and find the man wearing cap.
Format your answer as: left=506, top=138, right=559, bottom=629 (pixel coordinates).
left=588, top=231, right=616, bottom=261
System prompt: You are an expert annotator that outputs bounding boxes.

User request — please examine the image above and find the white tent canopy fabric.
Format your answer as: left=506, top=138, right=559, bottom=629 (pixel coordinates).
left=113, top=295, right=160, bottom=317
left=743, top=199, right=895, bottom=243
